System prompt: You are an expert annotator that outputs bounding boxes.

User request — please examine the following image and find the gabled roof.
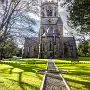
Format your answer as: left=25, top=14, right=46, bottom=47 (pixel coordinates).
left=25, top=37, right=39, bottom=47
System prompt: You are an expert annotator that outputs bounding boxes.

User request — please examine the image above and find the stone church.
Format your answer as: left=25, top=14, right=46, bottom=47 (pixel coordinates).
left=23, top=0, right=77, bottom=59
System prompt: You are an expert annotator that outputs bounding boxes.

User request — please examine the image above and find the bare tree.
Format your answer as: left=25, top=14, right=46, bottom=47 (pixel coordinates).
left=0, top=0, right=39, bottom=46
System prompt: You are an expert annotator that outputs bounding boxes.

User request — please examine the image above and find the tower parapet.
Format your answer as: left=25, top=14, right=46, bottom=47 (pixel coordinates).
left=41, top=0, right=58, bottom=5
left=41, top=0, right=58, bottom=18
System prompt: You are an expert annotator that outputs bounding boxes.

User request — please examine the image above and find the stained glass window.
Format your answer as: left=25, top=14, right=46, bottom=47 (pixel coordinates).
left=49, top=41, right=52, bottom=50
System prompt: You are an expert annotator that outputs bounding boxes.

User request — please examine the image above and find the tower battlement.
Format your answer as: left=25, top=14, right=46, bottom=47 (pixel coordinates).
left=41, top=0, right=58, bottom=5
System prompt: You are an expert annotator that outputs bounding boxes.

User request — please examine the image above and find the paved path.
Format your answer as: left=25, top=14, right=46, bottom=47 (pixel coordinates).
left=41, top=59, right=69, bottom=90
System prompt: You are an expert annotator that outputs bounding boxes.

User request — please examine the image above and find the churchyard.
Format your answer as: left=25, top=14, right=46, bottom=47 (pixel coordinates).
left=0, top=59, right=47, bottom=90
left=0, top=58, right=90, bottom=90
left=0, top=0, right=90, bottom=89
left=55, top=58, right=90, bottom=90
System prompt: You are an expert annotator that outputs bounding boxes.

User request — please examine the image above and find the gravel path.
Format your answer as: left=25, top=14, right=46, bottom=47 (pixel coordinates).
left=43, top=59, right=68, bottom=90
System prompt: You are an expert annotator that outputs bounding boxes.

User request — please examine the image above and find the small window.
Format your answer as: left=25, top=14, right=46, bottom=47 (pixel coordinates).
left=47, top=10, right=52, bottom=16
left=50, top=10, right=52, bottom=16
left=34, top=47, right=36, bottom=52
left=54, top=7, right=57, bottom=16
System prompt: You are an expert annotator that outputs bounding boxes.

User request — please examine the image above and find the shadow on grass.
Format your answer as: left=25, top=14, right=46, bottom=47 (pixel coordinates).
left=57, top=64, right=90, bottom=71
left=79, top=57, right=90, bottom=61
left=0, top=62, right=46, bottom=90
left=6, top=72, right=39, bottom=90
left=56, top=63, right=90, bottom=89
left=5, top=63, right=44, bottom=74
left=68, top=70, right=90, bottom=76
left=8, top=63, right=44, bottom=80
left=0, top=82, right=4, bottom=83
left=65, top=77, right=90, bottom=89
left=11, top=59, right=47, bottom=64
left=9, top=68, right=13, bottom=74
left=18, top=72, right=39, bottom=90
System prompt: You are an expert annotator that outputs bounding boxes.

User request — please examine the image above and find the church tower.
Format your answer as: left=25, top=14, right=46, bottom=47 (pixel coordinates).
left=23, top=0, right=78, bottom=59
left=39, top=0, right=64, bottom=59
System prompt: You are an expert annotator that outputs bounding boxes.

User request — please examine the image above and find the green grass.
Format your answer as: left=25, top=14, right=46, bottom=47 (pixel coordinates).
left=0, top=59, right=47, bottom=90
left=2, top=59, right=47, bottom=64
left=55, top=60, right=90, bottom=90
left=54, top=59, right=71, bottom=64
left=79, top=57, right=90, bottom=61
left=55, top=57, right=90, bottom=63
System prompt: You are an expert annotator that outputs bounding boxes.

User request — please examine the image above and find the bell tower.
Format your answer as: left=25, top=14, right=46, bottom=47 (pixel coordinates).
left=40, top=0, right=59, bottom=35
left=39, top=0, right=64, bottom=58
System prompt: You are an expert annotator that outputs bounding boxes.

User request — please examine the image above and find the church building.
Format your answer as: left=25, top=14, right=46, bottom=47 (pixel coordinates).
left=23, top=0, right=77, bottom=59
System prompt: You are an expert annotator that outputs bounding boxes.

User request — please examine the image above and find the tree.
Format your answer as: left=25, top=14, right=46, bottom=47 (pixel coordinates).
left=62, top=0, right=90, bottom=34
left=0, top=0, right=38, bottom=46
left=78, top=40, right=90, bottom=56
left=16, top=48, right=22, bottom=57
left=0, top=39, right=21, bottom=59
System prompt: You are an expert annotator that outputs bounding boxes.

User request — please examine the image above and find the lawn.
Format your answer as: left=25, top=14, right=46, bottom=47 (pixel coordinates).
left=55, top=59, right=90, bottom=90
left=0, top=59, right=47, bottom=90
left=55, top=57, right=90, bottom=63
left=79, top=57, right=90, bottom=62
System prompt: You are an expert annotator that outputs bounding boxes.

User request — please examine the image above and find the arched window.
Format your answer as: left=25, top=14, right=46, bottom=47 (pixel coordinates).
left=49, top=41, right=52, bottom=50
left=54, top=7, right=57, bottom=16
left=50, top=10, right=52, bottom=16
left=42, top=43, right=45, bottom=51
left=34, top=46, right=36, bottom=52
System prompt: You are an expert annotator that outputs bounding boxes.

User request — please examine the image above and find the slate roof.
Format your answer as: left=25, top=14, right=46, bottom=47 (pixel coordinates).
left=25, top=37, right=39, bottom=47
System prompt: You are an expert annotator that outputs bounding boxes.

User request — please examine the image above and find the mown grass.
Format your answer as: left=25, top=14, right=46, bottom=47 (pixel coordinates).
left=0, top=59, right=47, bottom=90
left=2, top=58, right=47, bottom=64
left=79, top=57, right=90, bottom=61
left=55, top=57, right=90, bottom=63
left=55, top=59, right=90, bottom=90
